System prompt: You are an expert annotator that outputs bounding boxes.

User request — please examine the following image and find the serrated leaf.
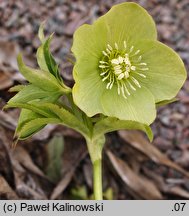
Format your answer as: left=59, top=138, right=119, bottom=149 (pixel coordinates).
left=8, top=101, right=90, bottom=138
left=36, top=33, right=71, bottom=93
left=17, top=117, right=61, bottom=140
left=8, top=85, right=25, bottom=92
left=46, top=134, right=64, bottom=183
left=7, top=84, right=61, bottom=104
left=93, top=117, right=153, bottom=142
left=36, top=45, right=49, bottom=72
left=5, top=102, right=57, bottom=118
left=15, top=109, right=42, bottom=135
left=6, top=101, right=60, bottom=140
left=38, top=22, right=46, bottom=43
left=18, top=102, right=90, bottom=136
left=13, top=101, right=60, bottom=140
left=40, top=103, right=90, bottom=136
left=37, top=34, right=62, bottom=83
left=17, top=54, right=63, bottom=92
left=44, top=36, right=62, bottom=82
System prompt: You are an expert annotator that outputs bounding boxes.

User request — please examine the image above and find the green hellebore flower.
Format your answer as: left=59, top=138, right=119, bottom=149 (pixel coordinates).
left=72, top=2, right=186, bottom=125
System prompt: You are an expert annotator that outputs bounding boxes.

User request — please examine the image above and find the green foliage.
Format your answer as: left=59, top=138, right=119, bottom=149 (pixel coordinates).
left=37, top=32, right=62, bottom=83
left=8, top=84, right=61, bottom=104
left=70, top=186, right=88, bottom=200
left=103, top=187, right=113, bottom=200
left=7, top=3, right=186, bottom=135
left=6, top=101, right=89, bottom=140
left=15, top=109, right=45, bottom=140
left=6, top=24, right=71, bottom=140
left=46, top=134, right=64, bottom=183
left=5, top=3, right=187, bottom=200
left=17, top=54, right=63, bottom=92
left=6, top=4, right=186, bottom=156
left=93, top=117, right=153, bottom=142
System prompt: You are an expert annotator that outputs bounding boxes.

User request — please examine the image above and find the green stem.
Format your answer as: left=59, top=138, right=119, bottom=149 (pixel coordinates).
left=93, top=159, right=103, bottom=200
left=85, top=135, right=105, bottom=200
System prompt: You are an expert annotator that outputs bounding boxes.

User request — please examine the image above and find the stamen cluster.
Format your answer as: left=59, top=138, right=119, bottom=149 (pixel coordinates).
left=99, top=41, right=149, bottom=98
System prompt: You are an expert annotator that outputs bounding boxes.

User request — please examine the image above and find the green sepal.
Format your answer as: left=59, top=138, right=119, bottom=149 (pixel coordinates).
left=156, top=98, right=178, bottom=107
left=134, top=40, right=187, bottom=103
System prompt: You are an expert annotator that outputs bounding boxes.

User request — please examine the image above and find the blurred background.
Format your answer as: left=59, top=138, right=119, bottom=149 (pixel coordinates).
left=0, top=0, right=189, bottom=200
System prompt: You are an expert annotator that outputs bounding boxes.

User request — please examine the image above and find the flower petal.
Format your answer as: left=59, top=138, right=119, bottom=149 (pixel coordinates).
left=133, top=40, right=187, bottom=102
left=72, top=22, right=108, bottom=63
left=101, top=2, right=157, bottom=46
left=72, top=21, right=108, bottom=117
left=101, top=85, right=156, bottom=125
left=72, top=3, right=157, bottom=61
left=73, top=67, right=106, bottom=117
left=72, top=3, right=157, bottom=118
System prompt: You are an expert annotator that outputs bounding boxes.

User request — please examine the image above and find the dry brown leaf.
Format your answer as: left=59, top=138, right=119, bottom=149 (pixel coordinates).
left=175, top=151, right=189, bottom=168
left=143, top=167, right=189, bottom=199
left=0, top=70, right=13, bottom=90
left=50, top=139, right=87, bottom=199
left=118, top=130, right=189, bottom=178
left=50, top=169, right=75, bottom=200
left=12, top=146, right=47, bottom=179
left=12, top=164, right=48, bottom=200
left=32, top=124, right=57, bottom=141
left=0, top=40, right=19, bottom=69
left=16, top=182, right=47, bottom=200
left=107, top=150, right=162, bottom=199
left=0, top=39, right=26, bottom=88
left=0, top=110, right=17, bottom=131
left=0, top=176, right=18, bottom=199
left=83, top=162, right=93, bottom=189
left=0, top=138, right=15, bottom=188
left=167, top=186, right=189, bottom=199
left=60, top=126, right=82, bottom=139
left=64, top=12, right=88, bottom=36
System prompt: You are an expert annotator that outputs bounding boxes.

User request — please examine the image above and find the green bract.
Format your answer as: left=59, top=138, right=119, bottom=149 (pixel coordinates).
left=72, top=2, right=186, bottom=125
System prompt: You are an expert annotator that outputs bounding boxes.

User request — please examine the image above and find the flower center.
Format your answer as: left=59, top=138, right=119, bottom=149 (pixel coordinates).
left=99, top=41, right=148, bottom=99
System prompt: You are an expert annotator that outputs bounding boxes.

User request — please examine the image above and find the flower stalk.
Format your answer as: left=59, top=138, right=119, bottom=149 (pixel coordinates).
left=85, top=135, right=105, bottom=200
left=93, top=159, right=103, bottom=200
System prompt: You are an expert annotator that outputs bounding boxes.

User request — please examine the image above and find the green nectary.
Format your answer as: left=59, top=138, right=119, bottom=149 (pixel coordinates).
left=72, top=2, right=187, bottom=125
